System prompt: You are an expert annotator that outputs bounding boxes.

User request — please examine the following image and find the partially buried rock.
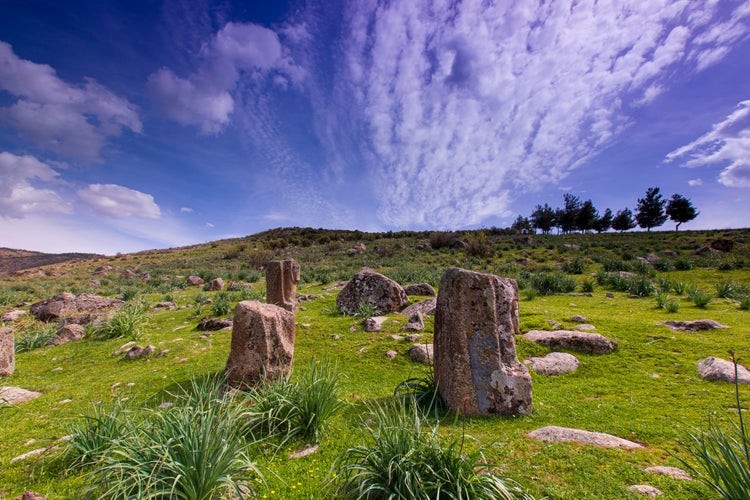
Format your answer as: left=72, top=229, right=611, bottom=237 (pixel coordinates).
left=124, top=345, right=156, bottom=360
left=205, top=277, right=225, bottom=291
left=0, top=387, right=42, bottom=404
left=628, top=485, right=662, bottom=497
left=187, top=275, right=205, bottom=286
left=434, top=268, right=532, bottom=416
left=409, top=343, right=433, bottom=365
left=336, top=270, right=408, bottom=315
left=385, top=350, right=398, bottom=359
left=403, top=283, right=436, bottom=297
left=51, top=324, right=85, bottom=346
left=30, top=293, right=123, bottom=323
left=401, top=311, right=424, bottom=331
left=1, top=310, right=26, bottom=322
left=198, top=317, right=233, bottom=331
left=154, top=302, right=176, bottom=311
left=12, top=491, right=45, bottom=500
left=644, top=466, right=691, bottom=481
left=362, top=316, right=387, bottom=332
left=663, top=319, right=728, bottom=332
left=225, top=301, right=295, bottom=389
left=399, top=298, right=436, bottom=317
left=524, top=352, right=579, bottom=375
left=527, top=426, right=643, bottom=449
left=523, top=330, right=616, bottom=354
left=697, top=357, right=750, bottom=384
left=1, top=327, right=14, bottom=376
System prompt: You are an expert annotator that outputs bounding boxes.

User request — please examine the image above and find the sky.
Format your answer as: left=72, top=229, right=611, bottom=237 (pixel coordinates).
left=1, top=0, right=750, bottom=255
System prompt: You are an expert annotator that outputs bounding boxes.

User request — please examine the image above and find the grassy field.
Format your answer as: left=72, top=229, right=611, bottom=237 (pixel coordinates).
left=1, top=227, right=749, bottom=498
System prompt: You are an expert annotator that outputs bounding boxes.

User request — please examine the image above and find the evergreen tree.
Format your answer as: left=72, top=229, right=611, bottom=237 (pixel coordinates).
left=635, top=187, right=668, bottom=231
left=594, top=208, right=613, bottom=233
left=511, top=215, right=533, bottom=234
left=559, top=194, right=581, bottom=233
left=576, top=199, right=599, bottom=232
left=530, top=203, right=556, bottom=234
left=611, top=208, right=636, bottom=232
left=665, top=194, right=698, bottom=231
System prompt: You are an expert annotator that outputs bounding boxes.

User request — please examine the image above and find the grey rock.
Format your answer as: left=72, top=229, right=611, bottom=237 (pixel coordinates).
left=403, top=283, right=436, bottom=297
left=697, top=357, right=750, bottom=384
left=570, top=315, right=587, bottom=323
left=124, top=345, right=156, bottom=359
left=663, top=320, right=728, bottom=332
left=154, top=302, right=176, bottom=310
left=187, top=275, right=205, bottom=286
left=385, top=350, right=398, bottom=359
left=524, top=352, right=579, bottom=375
left=336, top=270, right=408, bottom=315
left=644, top=466, right=692, bottom=481
left=399, top=298, right=437, bottom=317
left=523, top=330, right=616, bottom=354
left=0, top=386, right=42, bottom=404
left=198, top=317, right=233, bottom=331
left=30, top=293, right=124, bottom=323
left=401, top=311, right=425, bottom=331
left=409, top=343, right=433, bottom=365
left=1, top=310, right=27, bottom=322
left=52, top=324, right=86, bottom=346
left=205, top=277, right=225, bottom=291
left=527, top=426, right=643, bottom=449
left=628, top=485, right=662, bottom=497
left=362, top=316, right=388, bottom=332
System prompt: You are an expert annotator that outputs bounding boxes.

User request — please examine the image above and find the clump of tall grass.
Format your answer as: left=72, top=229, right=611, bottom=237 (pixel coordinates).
left=666, top=300, right=680, bottom=313
left=394, top=374, right=445, bottom=416
left=562, top=257, right=585, bottom=274
left=689, top=289, right=713, bottom=309
left=211, top=291, right=232, bottom=316
left=680, top=351, right=750, bottom=499
left=243, top=360, right=343, bottom=445
left=655, top=289, right=670, bottom=309
left=739, top=297, right=750, bottom=311
left=330, top=400, right=532, bottom=499
left=13, top=316, right=57, bottom=353
left=353, top=300, right=380, bottom=318
left=579, top=279, right=595, bottom=293
left=91, top=300, right=148, bottom=341
left=529, top=272, right=576, bottom=295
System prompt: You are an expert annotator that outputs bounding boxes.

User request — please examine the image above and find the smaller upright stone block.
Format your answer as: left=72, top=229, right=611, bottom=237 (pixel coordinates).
left=1, top=327, right=14, bottom=377
left=225, top=301, right=296, bottom=388
left=266, top=259, right=301, bottom=312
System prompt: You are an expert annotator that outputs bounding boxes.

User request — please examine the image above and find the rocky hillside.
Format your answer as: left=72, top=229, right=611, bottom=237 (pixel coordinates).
left=0, top=248, right=101, bottom=276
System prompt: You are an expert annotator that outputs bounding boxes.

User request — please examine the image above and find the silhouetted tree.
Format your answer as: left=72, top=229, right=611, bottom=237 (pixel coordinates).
left=665, top=194, right=698, bottom=231
left=576, top=199, right=599, bottom=232
left=635, top=187, right=668, bottom=231
left=530, top=203, right=556, bottom=234
left=594, top=208, right=613, bottom=233
left=554, top=207, right=565, bottom=235
left=511, top=215, right=533, bottom=234
left=559, top=194, right=582, bottom=233
left=611, top=208, right=636, bottom=232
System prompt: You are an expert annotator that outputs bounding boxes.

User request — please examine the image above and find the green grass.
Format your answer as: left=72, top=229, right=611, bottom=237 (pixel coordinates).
left=90, top=299, right=149, bottom=341
left=1, top=228, right=750, bottom=498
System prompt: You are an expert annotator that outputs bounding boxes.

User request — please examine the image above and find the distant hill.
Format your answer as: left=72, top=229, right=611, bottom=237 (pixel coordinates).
left=0, top=247, right=102, bottom=276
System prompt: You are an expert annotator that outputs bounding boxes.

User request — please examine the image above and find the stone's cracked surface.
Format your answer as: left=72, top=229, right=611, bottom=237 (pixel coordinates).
left=527, top=426, right=643, bottom=449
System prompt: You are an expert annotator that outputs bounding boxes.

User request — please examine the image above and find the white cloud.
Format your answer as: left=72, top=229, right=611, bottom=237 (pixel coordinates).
left=313, top=1, right=750, bottom=228
left=180, top=206, right=194, bottom=213
left=148, top=22, right=303, bottom=133
left=0, top=151, right=72, bottom=217
left=0, top=41, right=141, bottom=162
left=205, top=222, right=214, bottom=228
left=77, top=184, right=161, bottom=218
left=688, top=178, right=703, bottom=186
left=665, top=100, right=750, bottom=188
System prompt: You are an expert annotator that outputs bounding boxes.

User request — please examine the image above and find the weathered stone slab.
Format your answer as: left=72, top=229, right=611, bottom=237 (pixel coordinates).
left=51, top=324, right=85, bottom=346
left=403, top=283, right=436, bottom=297
left=0, top=387, right=42, bottom=404
left=399, top=298, right=436, bottom=317
left=434, top=268, right=532, bottom=416
left=523, top=330, right=616, bottom=354
left=1, top=327, right=14, bottom=376
left=644, top=466, right=691, bottom=481
left=663, top=320, right=728, bottom=332
left=524, top=352, right=579, bottom=375
left=29, top=293, right=123, bottom=322
left=527, top=426, right=643, bottom=449
left=225, top=301, right=295, bottom=388
left=266, top=259, right=300, bottom=312
left=697, top=357, right=750, bottom=384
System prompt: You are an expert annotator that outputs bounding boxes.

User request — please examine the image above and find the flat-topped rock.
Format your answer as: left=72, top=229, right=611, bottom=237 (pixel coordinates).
left=399, top=298, right=436, bottom=317
left=523, top=330, right=616, bottom=354
left=362, top=316, right=388, bottom=332
left=0, top=386, right=42, bottom=404
left=1, top=310, right=27, bottom=322
left=629, top=485, right=662, bottom=497
left=524, top=352, right=579, bottom=375
left=644, top=466, right=691, bottom=481
left=403, top=283, right=436, bottom=297
left=527, top=426, right=643, bottom=449
left=663, top=320, right=728, bottom=332
left=697, top=357, right=750, bottom=384
left=29, top=293, right=124, bottom=322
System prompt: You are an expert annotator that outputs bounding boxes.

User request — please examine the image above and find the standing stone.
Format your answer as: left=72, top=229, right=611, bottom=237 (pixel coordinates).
left=266, top=259, right=301, bottom=312
left=225, top=301, right=295, bottom=388
left=1, top=327, right=14, bottom=377
left=434, top=268, right=532, bottom=416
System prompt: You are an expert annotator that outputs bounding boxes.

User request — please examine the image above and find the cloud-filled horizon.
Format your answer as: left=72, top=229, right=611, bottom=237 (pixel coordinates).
left=1, top=1, right=749, bottom=254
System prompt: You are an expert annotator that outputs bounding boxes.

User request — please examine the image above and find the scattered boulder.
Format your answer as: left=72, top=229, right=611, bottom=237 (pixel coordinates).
left=523, top=330, right=616, bottom=354
left=434, top=268, right=532, bottom=416
left=266, top=259, right=301, bottom=312
left=405, top=333, right=422, bottom=342
left=628, top=485, right=662, bottom=497
left=12, top=491, right=45, bottom=500
left=205, top=277, right=225, bottom=291
left=228, top=281, right=253, bottom=291
left=362, top=316, right=388, bottom=332
left=92, top=264, right=114, bottom=275
left=225, top=301, right=295, bottom=389
left=120, top=268, right=150, bottom=281
left=51, top=324, right=85, bottom=346
left=187, top=275, right=205, bottom=286
left=524, top=352, right=579, bottom=375
left=711, top=239, right=735, bottom=252
left=527, top=426, right=643, bottom=449
left=30, top=293, right=124, bottom=322
left=198, top=317, right=233, bottom=331
left=409, top=343, right=433, bottom=365
left=692, top=246, right=719, bottom=256
left=289, top=444, right=319, bottom=459
left=569, top=315, right=587, bottom=323
left=645, top=253, right=660, bottom=263
left=663, top=320, right=728, bottom=332
left=0, top=386, right=42, bottom=404
left=644, top=466, right=692, bottom=481
left=575, top=324, right=597, bottom=331
left=124, top=345, right=156, bottom=359
left=399, top=298, right=436, bottom=317
left=385, top=350, right=398, bottom=359
left=697, top=357, right=750, bottom=384
left=336, top=270, right=409, bottom=315
left=403, top=283, right=436, bottom=297
left=401, top=311, right=424, bottom=332
left=2, top=310, right=27, bottom=322
left=1, top=327, right=14, bottom=376
left=154, top=302, right=176, bottom=311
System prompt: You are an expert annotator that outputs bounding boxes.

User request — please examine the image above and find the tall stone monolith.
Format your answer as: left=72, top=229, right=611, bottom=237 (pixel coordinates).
left=266, top=259, right=300, bottom=312
left=1, top=327, right=14, bottom=377
left=434, top=268, right=532, bottom=415
left=225, top=301, right=295, bottom=389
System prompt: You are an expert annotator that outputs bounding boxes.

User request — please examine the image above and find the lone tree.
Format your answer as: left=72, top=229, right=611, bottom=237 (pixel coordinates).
left=665, top=194, right=698, bottom=231
left=611, top=208, right=636, bottom=232
left=530, top=203, right=556, bottom=234
left=635, top=187, right=668, bottom=231
left=559, top=194, right=582, bottom=233
left=594, top=208, right=613, bottom=233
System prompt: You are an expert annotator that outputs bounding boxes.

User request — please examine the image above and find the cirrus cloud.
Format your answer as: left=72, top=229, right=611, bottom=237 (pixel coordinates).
left=77, top=184, right=161, bottom=218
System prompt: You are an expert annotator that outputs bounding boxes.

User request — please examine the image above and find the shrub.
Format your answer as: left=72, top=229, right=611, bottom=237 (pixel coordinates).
left=211, top=291, right=232, bottom=316
left=675, top=258, right=694, bottom=270
left=119, top=287, right=140, bottom=301
left=653, top=259, right=675, bottom=272
left=393, top=375, right=445, bottom=416
left=666, top=300, right=680, bottom=313
left=716, top=281, right=737, bottom=299
left=680, top=351, right=750, bottom=499
left=628, top=276, right=656, bottom=298
left=248, top=249, right=276, bottom=270
left=61, top=400, right=133, bottom=470
left=655, top=290, right=669, bottom=309
left=465, top=233, right=493, bottom=258
left=354, top=301, right=380, bottom=318
left=14, top=319, right=56, bottom=353
left=244, top=360, right=342, bottom=444
left=92, top=300, right=148, bottom=341
left=330, top=401, right=531, bottom=499
left=672, top=281, right=687, bottom=296
left=429, top=231, right=458, bottom=250
left=529, top=272, right=576, bottom=295
left=562, top=258, right=584, bottom=274
left=690, top=289, right=713, bottom=309
left=739, top=297, right=750, bottom=311
left=579, top=279, right=595, bottom=293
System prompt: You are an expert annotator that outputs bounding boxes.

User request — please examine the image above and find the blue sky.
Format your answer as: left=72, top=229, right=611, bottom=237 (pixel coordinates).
left=1, top=0, right=750, bottom=254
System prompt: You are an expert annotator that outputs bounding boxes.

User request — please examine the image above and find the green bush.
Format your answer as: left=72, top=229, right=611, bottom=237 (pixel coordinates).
left=579, top=279, right=595, bottom=293
left=14, top=319, right=57, bottom=353
left=61, top=400, right=133, bottom=470
left=529, top=272, right=576, bottom=295
left=666, top=300, right=680, bottom=313
left=211, top=291, right=232, bottom=316
left=562, top=258, right=584, bottom=274
left=655, top=290, right=670, bottom=309
left=690, top=289, right=713, bottom=309
left=330, top=401, right=532, bottom=499
left=92, top=300, right=148, bottom=341
left=716, top=281, right=738, bottom=299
